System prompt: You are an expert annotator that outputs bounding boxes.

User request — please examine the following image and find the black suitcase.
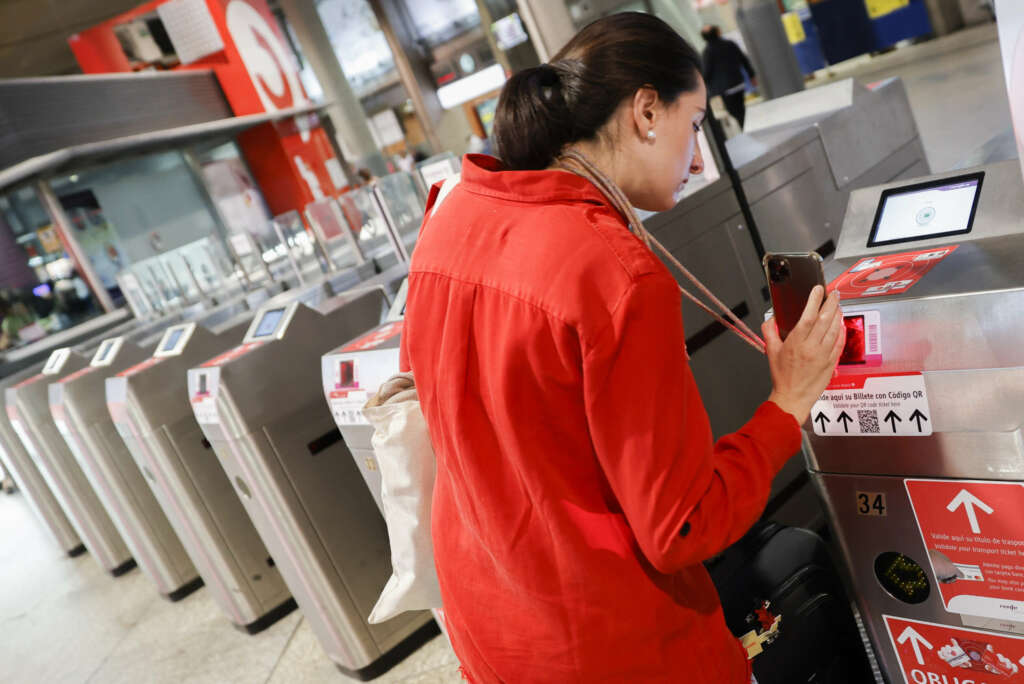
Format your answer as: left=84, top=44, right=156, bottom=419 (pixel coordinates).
left=705, top=521, right=875, bottom=684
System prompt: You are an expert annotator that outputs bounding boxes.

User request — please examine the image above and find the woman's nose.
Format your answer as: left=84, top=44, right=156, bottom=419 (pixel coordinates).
left=690, top=141, right=705, bottom=175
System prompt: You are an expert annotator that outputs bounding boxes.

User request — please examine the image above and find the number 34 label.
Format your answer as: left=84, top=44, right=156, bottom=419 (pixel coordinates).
left=857, top=491, right=887, bottom=516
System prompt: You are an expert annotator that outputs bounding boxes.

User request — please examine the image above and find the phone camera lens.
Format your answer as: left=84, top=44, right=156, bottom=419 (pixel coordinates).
left=770, top=259, right=790, bottom=283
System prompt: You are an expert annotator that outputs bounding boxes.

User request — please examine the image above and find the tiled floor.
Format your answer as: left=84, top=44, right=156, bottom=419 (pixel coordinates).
left=0, top=21, right=1018, bottom=684
left=0, top=492, right=462, bottom=683
left=798, top=22, right=1013, bottom=172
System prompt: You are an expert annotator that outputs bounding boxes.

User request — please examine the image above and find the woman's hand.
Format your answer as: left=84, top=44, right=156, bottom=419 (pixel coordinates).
left=763, top=286, right=845, bottom=425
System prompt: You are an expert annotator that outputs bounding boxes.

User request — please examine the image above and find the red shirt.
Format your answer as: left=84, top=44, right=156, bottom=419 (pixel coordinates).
left=401, top=155, right=801, bottom=683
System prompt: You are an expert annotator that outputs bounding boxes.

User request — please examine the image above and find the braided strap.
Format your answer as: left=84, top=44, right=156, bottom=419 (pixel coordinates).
left=557, top=149, right=766, bottom=355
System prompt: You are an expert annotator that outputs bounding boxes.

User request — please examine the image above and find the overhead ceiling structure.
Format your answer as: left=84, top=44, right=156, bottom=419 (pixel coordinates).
left=0, top=0, right=145, bottom=78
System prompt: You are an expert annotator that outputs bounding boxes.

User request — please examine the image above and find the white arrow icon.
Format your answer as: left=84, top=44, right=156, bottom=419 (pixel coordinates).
left=898, top=626, right=934, bottom=666
left=947, top=489, right=994, bottom=534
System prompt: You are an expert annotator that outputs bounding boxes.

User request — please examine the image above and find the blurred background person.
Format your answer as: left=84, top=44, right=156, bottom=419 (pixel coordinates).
left=701, top=24, right=757, bottom=130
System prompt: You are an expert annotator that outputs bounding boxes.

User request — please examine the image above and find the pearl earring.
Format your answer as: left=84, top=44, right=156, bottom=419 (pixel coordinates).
left=647, top=130, right=656, bottom=141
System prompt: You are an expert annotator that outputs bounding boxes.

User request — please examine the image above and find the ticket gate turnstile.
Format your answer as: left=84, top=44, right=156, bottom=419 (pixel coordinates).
left=6, top=349, right=134, bottom=575
left=187, top=289, right=436, bottom=678
left=804, top=160, right=1024, bottom=682
left=102, top=279, right=383, bottom=631
left=49, top=336, right=201, bottom=600
left=107, top=317, right=298, bottom=633
left=0, top=363, right=83, bottom=555
left=0, top=311, right=198, bottom=559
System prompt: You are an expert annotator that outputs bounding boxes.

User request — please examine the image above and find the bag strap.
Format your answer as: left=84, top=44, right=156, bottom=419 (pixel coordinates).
left=556, top=149, right=766, bottom=355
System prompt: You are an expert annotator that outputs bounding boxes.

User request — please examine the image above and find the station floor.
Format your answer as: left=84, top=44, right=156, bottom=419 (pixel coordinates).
left=0, top=21, right=1016, bottom=684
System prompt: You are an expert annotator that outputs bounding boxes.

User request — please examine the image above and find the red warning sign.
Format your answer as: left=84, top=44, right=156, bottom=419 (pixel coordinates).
left=906, top=479, right=1024, bottom=624
left=829, top=246, right=958, bottom=299
left=883, top=615, right=1024, bottom=682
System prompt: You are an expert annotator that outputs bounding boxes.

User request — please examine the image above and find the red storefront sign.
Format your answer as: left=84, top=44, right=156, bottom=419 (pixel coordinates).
left=70, top=0, right=345, bottom=216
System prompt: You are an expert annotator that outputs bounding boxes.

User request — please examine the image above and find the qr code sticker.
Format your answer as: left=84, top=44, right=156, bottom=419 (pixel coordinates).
left=858, top=409, right=879, bottom=434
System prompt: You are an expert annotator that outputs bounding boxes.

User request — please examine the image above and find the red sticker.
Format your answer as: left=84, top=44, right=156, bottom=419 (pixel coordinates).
left=117, top=356, right=166, bottom=378
left=829, top=246, right=958, bottom=299
left=201, top=342, right=265, bottom=368
left=883, top=615, right=1024, bottom=682
left=339, top=321, right=403, bottom=353
left=11, top=373, right=47, bottom=390
left=57, top=365, right=98, bottom=384
left=906, top=479, right=1024, bottom=623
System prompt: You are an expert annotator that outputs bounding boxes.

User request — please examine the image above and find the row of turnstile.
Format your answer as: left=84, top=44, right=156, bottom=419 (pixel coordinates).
left=0, top=241, right=441, bottom=678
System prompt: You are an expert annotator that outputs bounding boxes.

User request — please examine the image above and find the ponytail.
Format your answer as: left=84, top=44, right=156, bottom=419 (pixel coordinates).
left=493, top=13, right=703, bottom=171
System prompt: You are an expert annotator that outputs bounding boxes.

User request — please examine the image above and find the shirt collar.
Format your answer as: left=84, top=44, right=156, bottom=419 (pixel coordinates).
left=460, top=154, right=611, bottom=206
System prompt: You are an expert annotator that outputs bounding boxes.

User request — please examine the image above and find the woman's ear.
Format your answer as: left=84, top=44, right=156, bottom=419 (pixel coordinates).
left=631, top=87, right=660, bottom=141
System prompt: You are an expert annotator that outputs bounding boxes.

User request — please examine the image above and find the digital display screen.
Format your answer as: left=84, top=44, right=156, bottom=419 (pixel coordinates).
left=868, top=172, right=983, bottom=248
left=97, top=341, right=115, bottom=362
left=253, top=308, right=285, bottom=338
left=162, top=328, right=185, bottom=352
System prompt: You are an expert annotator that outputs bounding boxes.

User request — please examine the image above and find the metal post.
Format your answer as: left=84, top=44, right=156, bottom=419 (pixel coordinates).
left=371, top=185, right=411, bottom=263
left=706, top=109, right=766, bottom=260
left=271, top=217, right=307, bottom=286
left=369, top=0, right=444, bottom=154
left=35, top=181, right=116, bottom=313
left=515, top=0, right=576, bottom=62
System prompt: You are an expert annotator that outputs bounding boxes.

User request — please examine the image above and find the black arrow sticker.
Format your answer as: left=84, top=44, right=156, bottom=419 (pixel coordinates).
left=837, top=411, right=853, bottom=433
left=884, top=410, right=902, bottom=433
left=909, top=409, right=929, bottom=433
left=814, top=412, right=831, bottom=432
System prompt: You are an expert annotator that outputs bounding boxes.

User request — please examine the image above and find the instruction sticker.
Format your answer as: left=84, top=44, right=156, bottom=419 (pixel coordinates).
left=882, top=615, right=1024, bottom=682
left=906, top=479, right=1024, bottom=624
left=829, top=246, right=958, bottom=300
left=811, top=372, right=931, bottom=436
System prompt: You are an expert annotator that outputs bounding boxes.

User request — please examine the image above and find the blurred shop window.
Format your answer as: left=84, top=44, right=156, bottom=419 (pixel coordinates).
left=0, top=189, right=102, bottom=350
left=404, top=0, right=482, bottom=47
left=50, top=151, right=224, bottom=269
left=317, top=0, right=400, bottom=99
left=190, top=140, right=278, bottom=261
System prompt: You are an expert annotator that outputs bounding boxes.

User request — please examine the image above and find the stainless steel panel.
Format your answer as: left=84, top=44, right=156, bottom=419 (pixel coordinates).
left=835, top=160, right=1024, bottom=261
left=0, top=365, right=81, bottom=553
left=193, top=289, right=432, bottom=672
left=52, top=341, right=198, bottom=597
left=0, top=71, right=231, bottom=169
left=109, top=321, right=293, bottom=628
left=6, top=355, right=132, bottom=572
left=814, top=472, right=970, bottom=681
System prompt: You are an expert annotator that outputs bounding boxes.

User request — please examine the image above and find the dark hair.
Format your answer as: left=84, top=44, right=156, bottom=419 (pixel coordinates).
left=701, top=25, right=722, bottom=42
left=493, top=13, right=703, bottom=171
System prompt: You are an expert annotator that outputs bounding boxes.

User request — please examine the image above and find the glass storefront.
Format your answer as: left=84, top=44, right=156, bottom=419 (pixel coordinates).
left=0, top=186, right=104, bottom=350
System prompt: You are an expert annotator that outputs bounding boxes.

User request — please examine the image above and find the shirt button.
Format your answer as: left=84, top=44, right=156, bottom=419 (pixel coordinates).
left=680, top=522, right=691, bottom=537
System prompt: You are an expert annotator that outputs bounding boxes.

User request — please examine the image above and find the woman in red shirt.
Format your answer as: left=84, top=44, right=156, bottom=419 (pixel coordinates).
left=401, top=13, right=844, bottom=683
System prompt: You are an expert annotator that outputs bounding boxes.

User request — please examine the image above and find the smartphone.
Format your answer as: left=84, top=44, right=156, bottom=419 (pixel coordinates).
left=763, top=252, right=826, bottom=341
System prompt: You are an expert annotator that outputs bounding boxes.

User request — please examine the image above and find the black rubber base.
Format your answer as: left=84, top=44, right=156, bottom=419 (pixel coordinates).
left=336, top=618, right=443, bottom=681
left=110, top=558, right=138, bottom=577
left=67, top=544, right=87, bottom=558
left=165, top=576, right=205, bottom=602
left=237, top=597, right=299, bottom=635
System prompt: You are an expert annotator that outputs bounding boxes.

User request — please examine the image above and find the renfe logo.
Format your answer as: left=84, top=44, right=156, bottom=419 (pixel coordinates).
left=225, top=0, right=308, bottom=117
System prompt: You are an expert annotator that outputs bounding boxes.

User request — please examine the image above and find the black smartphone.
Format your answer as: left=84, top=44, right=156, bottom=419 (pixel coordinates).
left=763, top=252, right=826, bottom=341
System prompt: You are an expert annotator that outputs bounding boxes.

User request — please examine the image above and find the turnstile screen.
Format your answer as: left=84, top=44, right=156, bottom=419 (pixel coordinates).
left=868, top=172, right=983, bottom=247
left=253, top=308, right=285, bottom=338
left=95, top=340, right=116, bottom=363
left=161, top=329, right=184, bottom=352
